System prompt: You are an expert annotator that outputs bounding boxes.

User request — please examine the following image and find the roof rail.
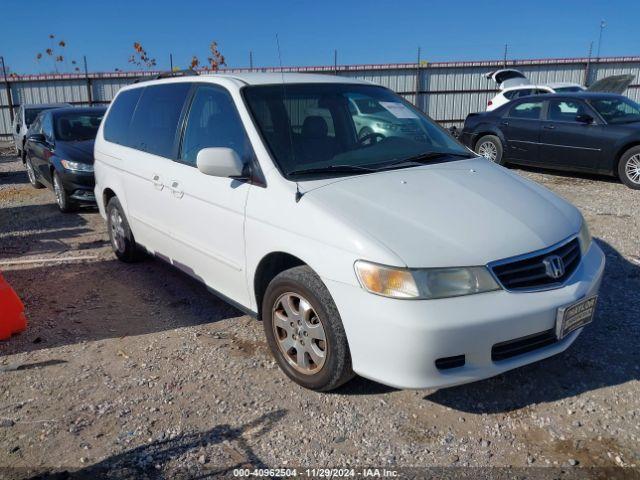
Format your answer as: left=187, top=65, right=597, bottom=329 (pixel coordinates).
left=133, top=69, right=199, bottom=84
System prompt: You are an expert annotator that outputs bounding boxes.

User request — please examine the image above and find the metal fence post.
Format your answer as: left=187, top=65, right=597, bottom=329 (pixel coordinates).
left=1, top=56, right=14, bottom=123
left=83, top=56, right=92, bottom=106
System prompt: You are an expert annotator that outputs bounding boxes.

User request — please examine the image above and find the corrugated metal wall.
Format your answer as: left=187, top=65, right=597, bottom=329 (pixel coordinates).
left=2, top=56, right=639, bottom=138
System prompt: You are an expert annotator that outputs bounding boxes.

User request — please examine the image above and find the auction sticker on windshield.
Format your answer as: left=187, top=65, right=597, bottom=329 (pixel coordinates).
left=555, top=295, right=597, bottom=339
left=379, top=102, right=419, bottom=119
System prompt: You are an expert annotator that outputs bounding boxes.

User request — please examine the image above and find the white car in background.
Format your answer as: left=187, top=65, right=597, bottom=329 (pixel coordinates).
left=485, top=69, right=634, bottom=111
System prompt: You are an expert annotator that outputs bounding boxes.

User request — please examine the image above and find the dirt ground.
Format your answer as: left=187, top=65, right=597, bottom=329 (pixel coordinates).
left=0, top=145, right=639, bottom=479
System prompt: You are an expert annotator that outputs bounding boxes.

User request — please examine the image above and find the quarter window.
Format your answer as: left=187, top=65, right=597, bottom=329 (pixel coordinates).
left=180, top=85, right=252, bottom=166
left=508, top=101, right=543, bottom=120
left=129, top=83, right=191, bottom=158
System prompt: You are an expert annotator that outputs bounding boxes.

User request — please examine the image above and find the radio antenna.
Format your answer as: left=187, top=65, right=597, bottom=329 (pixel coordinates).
left=276, top=34, right=304, bottom=202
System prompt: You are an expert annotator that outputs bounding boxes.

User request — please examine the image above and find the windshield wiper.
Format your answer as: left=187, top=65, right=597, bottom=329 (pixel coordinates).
left=287, top=164, right=377, bottom=177
left=374, top=151, right=474, bottom=170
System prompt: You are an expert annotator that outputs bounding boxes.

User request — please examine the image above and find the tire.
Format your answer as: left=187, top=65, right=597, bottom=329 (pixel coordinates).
left=106, top=197, right=144, bottom=262
left=475, top=135, right=505, bottom=165
left=25, top=156, right=44, bottom=189
left=617, top=146, right=640, bottom=190
left=53, top=171, right=76, bottom=212
left=262, top=265, right=355, bottom=391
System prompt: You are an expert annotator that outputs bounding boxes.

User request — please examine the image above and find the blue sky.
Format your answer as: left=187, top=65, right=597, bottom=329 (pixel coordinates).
left=3, top=0, right=639, bottom=74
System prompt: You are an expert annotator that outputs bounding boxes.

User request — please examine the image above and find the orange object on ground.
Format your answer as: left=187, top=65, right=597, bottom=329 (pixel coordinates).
left=0, top=272, right=27, bottom=340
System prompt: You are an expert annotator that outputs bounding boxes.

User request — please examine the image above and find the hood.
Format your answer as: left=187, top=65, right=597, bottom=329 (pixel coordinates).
left=587, top=74, right=634, bottom=94
left=304, top=158, right=581, bottom=267
left=55, top=140, right=95, bottom=164
left=485, top=69, right=529, bottom=90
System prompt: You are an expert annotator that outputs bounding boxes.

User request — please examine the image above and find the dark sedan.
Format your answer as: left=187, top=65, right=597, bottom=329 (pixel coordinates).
left=459, top=92, right=640, bottom=189
left=24, top=107, right=107, bottom=211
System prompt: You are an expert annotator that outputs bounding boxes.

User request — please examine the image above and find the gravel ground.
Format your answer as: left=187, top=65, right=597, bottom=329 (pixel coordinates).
left=0, top=145, right=639, bottom=479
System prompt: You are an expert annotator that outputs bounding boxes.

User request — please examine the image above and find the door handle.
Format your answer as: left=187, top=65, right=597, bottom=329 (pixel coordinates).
left=500, top=121, right=509, bottom=126
left=151, top=173, right=164, bottom=190
left=169, top=180, right=184, bottom=199
left=543, top=124, right=556, bottom=130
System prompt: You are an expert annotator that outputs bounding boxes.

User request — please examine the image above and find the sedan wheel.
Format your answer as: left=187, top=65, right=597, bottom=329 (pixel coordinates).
left=618, top=146, right=640, bottom=190
left=624, top=154, right=640, bottom=185
left=478, top=141, right=498, bottom=161
left=475, top=135, right=504, bottom=165
left=272, top=292, right=327, bottom=374
left=53, top=172, right=75, bottom=212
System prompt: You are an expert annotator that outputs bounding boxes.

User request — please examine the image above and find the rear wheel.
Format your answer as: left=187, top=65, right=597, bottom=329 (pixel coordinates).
left=106, top=197, right=144, bottom=262
left=262, top=265, right=354, bottom=391
left=475, top=135, right=504, bottom=165
left=53, top=171, right=76, bottom=212
left=618, top=146, right=640, bottom=190
left=25, top=156, right=44, bottom=189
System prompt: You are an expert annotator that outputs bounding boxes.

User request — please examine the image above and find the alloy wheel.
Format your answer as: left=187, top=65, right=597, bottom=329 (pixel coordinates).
left=272, top=292, right=327, bottom=374
left=53, top=174, right=64, bottom=207
left=478, top=141, right=498, bottom=162
left=109, top=208, right=126, bottom=253
left=625, top=154, right=640, bottom=185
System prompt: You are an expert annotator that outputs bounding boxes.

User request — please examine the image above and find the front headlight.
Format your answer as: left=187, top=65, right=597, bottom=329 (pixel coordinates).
left=578, top=217, right=592, bottom=255
left=60, top=159, right=94, bottom=172
left=354, top=261, right=500, bottom=300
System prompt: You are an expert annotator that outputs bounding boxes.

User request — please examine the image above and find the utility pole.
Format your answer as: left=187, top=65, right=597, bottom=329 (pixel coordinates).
left=503, top=44, right=508, bottom=67
left=83, top=56, right=92, bottom=106
left=584, top=41, right=593, bottom=86
left=596, top=20, right=606, bottom=60
left=334, top=49, right=338, bottom=74
left=249, top=51, right=254, bottom=69
left=0, top=56, right=14, bottom=122
left=170, top=53, right=173, bottom=72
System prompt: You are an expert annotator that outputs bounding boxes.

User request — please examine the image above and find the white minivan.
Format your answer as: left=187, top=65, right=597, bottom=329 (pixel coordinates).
left=94, top=72, right=605, bottom=391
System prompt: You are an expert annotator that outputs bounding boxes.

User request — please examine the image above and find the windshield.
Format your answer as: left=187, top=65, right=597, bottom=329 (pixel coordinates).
left=243, top=83, right=471, bottom=178
left=54, top=112, right=104, bottom=141
left=590, top=97, right=640, bottom=124
left=25, top=108, right=49, bottom=126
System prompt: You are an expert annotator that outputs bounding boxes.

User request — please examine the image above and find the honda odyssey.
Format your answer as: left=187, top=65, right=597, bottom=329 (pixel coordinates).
left=94, top=72, right=605, bottom=391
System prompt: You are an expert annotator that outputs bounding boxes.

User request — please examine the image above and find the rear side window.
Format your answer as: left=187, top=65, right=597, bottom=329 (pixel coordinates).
left=103, top=88, right=143, bottom=146
left=508, top=101, right=542, bottom=119
left=129, top=83, right=191, bottom=158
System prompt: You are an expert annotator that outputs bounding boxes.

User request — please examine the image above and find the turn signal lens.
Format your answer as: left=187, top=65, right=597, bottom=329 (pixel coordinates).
left=355, top=261, right=419, bottom=298
left=354, top=261, right=500, bottom=300
left=578, top=217, right=592, bottom=255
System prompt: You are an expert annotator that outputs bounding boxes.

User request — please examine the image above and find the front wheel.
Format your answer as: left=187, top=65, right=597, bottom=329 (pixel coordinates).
left=475, top=135, right=505, bottom=165
left=53, top=171, right=75, bottom=212
left=262, top=265, right=354, bottom=391
left=618, top=146, right=640, bottom=190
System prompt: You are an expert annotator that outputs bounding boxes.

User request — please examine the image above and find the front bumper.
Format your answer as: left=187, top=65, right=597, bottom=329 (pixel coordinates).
left=324, top=242, right=605, bottom=389
left=59, top=169, right=96, bottom=204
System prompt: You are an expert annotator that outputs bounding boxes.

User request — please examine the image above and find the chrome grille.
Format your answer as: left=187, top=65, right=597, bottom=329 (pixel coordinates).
left=490, top=238, right=581, bottom=291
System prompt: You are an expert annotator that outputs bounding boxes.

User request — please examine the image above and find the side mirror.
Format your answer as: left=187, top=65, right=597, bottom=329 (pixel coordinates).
left=576, top=113, right=594, bottom=124
left=27, top=133, right=46, bottom=143
left=196, top=147, right=246, bottom=178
